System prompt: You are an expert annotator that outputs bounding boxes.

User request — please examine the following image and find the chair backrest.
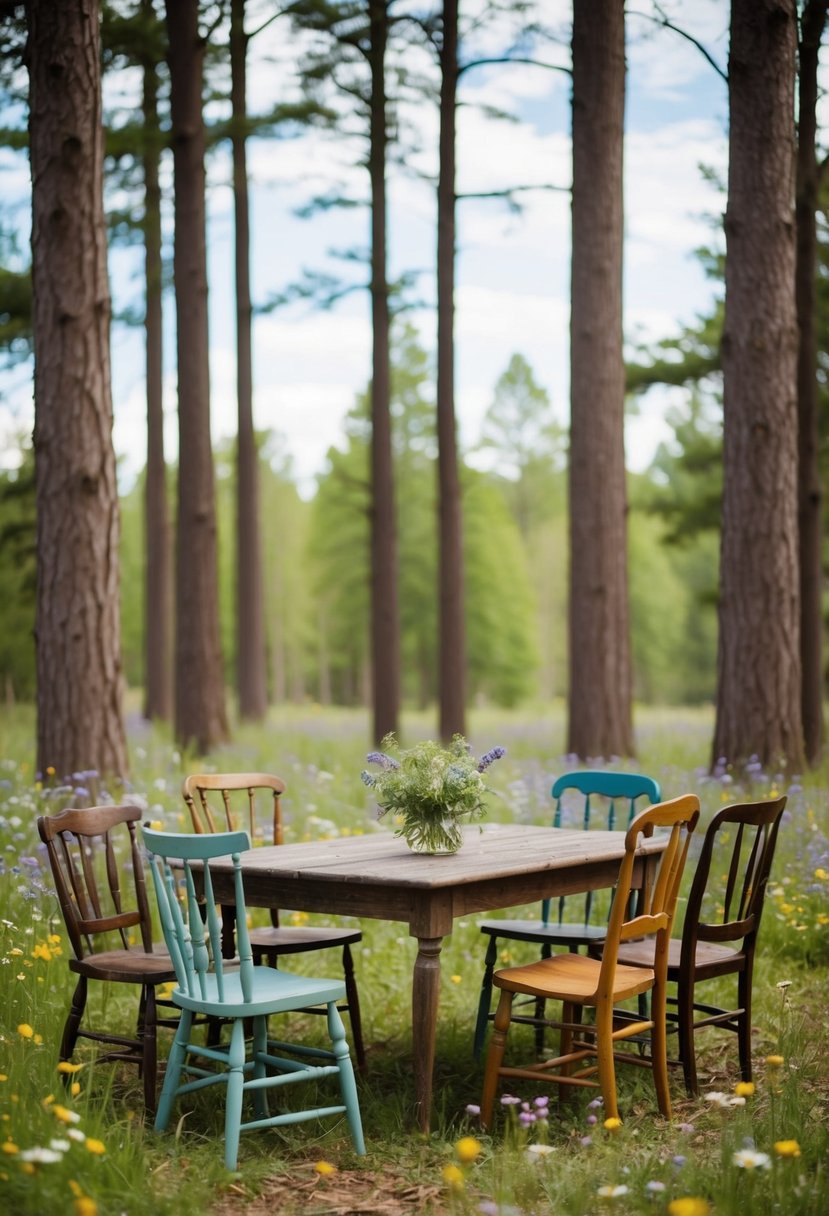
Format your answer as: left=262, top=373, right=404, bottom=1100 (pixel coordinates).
left=37, top=805, right=155, bottom=960
left=182, top=773, right=285, bottom=846
left=142, top=827, right=255, bottom=1008
left=680, top=795, right=786, bottom=960
left=546, top=770, right=662, bottom=927
left=599, top=794, right=700, bottom=990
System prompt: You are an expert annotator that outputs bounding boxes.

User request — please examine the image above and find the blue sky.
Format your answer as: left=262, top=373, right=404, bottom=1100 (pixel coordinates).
left=0, top=0, right=733, bottom=494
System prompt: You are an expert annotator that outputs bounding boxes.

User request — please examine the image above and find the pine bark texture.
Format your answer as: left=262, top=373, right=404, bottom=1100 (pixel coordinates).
left=368, top=0, right=400, bottom=744
left=166, top=0, right=229, bottom=752
left=231, top=0, right=267, bottom=720
left=713, top=0, right=803, bottom=770
left=27, top=0, right=128, bottom=778
left=436, top=0, right=466, bottom=742
left=567, top=0, right=633, bottom=759
left=141, top=16, right=173, bottom=723
left=795, top=0, right=827, bottom=766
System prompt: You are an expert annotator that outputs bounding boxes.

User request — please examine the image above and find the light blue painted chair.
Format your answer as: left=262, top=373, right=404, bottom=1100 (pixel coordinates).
left=142, top=827, right=365, bottom=1171
left=473, top=770, right=662, bottom=1058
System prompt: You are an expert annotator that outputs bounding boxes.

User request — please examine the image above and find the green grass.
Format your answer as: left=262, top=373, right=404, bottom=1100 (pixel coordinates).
left=0, top=702, right=827, bottom=1215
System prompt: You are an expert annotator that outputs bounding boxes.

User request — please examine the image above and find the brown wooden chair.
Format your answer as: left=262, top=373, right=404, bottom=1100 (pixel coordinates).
left=182, top=772, right=365, bottom=1070
left=614, top=795, right=786, bottom=1094
left=37, top=804, right=178, bottom=1114
left=480, top=795, right=700, bottom=1127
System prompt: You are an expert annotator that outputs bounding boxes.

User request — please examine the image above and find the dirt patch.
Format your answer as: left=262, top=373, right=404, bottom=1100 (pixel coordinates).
left=211, top=1163, right=446, bottom=1216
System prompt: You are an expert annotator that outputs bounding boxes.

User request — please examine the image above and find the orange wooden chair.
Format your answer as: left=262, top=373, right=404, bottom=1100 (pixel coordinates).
left=37, top=805, right=178, bottom=1114
left=183, top=772, right=365, bottom=1070
left=480, top=795, right=700, bottom=1126
left=615, top=795, right=786, bottom=1093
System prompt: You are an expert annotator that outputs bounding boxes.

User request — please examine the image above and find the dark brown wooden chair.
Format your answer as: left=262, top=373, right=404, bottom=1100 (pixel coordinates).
left=182, top=772, right=366, bottom=1071
left=37, top=804, right=177, bottom=1114
left=614, top=795, right=786, bottom=1094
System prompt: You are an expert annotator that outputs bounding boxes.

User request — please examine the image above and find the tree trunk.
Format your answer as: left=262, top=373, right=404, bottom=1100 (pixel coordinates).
left=567, top=0, right=633, bottom=759
left=436, top=0, right=466, bottom=741
left=713, top=0, right=803, bottom=771
left=166, top=0, right=229, bottom=752
left=231, top=0, right=267, bottom=721
left=368, top=0, right=399, bottom=743
left=27, top=0, right=128, bottom=779
left=141, top=3, right=173, bottom=723
left=795, top=0, right=827, bottom=767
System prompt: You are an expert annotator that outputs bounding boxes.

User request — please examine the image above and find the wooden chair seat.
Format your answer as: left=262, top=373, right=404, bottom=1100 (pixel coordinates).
left=480, top=795, right=700, bottom=1128
left=249, top=924, right=362, bottom=955
left=68, top=949, right=175, bottom=984
left=616, top=937, right=743, bottom=976
left=493, top=952, right=655, bottom=1004
left=479, top=919, right=607, bottom=945
left=184, top=772, right=365, bottom=1070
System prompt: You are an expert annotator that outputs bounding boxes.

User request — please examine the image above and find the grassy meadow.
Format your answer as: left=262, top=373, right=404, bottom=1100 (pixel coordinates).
left=0, top=701, right=827, bottom=1216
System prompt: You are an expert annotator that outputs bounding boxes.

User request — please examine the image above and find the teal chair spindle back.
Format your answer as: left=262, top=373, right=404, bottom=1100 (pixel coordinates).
left=142, top=827, right=365, bottom=1170
left=149, top=828, right=253, bottom=1006
left=544, top=770, right=663, bottom=930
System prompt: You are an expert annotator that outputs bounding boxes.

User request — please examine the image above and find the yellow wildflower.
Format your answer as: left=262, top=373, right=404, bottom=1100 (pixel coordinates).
left=32, top=943, right=53, bottom=962
left=57, top=1062, right=83, bottom=1075
left=74, top=1199, right=98, bottom=1216
left=19, top=1161, right=36, bottom=1175
left=2, top=1142, right=18, bottom=1155
left=68, top=1180, right=84, bottom=1197
left=442, top=1163, right=465, bottom=1191
left=0, top=1075, right=7, bottom=1083
left=9, top=948, right=24, bottom=957
left=85, top=1139, right=106, bottom=1156
left=450, top=974, right=462, bottom=984
left=734, top=1081, right=754, bottom=1097
left=774, top=1140, right=801, bottom=1158
left=314, top=1160, right=336, bottom=1176
left=815, top=868, right=828, bottom=881
left=765, top=1055, right=785, bottom=1068
left=48, top=934, right=62, bottom=945
left=603, top=1116, right=622, bottom=1131
left=667, top=1201, right=710, bottom=1216
left=455, top=1136, right=482, bottom=1163
left=52, top=1106, right=81, bottom=1125
left=16, top=1023, right=34, bottom=1039
left=70, top=1082, right=81, bottom=1097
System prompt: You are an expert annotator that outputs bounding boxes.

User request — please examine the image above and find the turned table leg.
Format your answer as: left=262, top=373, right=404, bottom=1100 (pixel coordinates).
left=412, top=935, right=443, bottom=1133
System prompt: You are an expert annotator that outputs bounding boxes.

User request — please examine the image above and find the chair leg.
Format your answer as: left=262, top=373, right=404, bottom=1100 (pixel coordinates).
left=60, top=976, right=88, bottom=1063
left=327, top=1001, right=365, bottom=1155
left=650, top=981, right=672, bottom=1119
left=481, top=989, right=514, bottom=1129
left=676, top=978, right=699, bottom=1096
left=474, top=935, right=499, bottom=1059
left=141, top=984, right=159, bottom=1117
left=595, top=1001, right=619, bottom=1122
left=251, top=1016, right=270, bottom=1121
left=533, top=942, right=553, bottom=1056
left=224, top=1018, right=247, bottom=1172
left=342, top=944, right=366, bottom=1073
left=738, top=966, right=753, bottom=1082
left=155, top=1009, right=192, bottom=1133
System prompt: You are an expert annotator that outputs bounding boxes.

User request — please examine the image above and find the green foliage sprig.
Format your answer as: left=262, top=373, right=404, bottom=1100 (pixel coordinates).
left=361, top=734, right=505, bottom=854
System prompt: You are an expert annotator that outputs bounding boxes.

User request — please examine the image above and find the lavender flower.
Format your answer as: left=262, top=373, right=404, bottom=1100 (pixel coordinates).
left=366, top=751, right=400, bottom=771
left=477, top=747, right=506, bottom=773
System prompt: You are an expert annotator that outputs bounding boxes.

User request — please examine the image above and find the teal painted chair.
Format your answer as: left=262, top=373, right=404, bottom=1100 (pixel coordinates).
left=473, top=770, right=661, bottom=1058
left=142, top=827, right=365, bottom=1171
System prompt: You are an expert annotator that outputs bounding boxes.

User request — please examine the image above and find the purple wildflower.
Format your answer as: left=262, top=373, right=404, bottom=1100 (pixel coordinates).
left=366, top=751, right=400, bottom=771
left=360, top=771, right=378, bottom=788
left=477, top=747, right=506, bottom=773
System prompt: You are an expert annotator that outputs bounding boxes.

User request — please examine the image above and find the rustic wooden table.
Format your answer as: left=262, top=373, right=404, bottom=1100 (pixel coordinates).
left=205, top=822, right=665, bottom=1131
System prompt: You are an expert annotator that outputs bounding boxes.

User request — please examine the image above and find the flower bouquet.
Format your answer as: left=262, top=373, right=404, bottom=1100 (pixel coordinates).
left=361, top=734, right=506, bottom=855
